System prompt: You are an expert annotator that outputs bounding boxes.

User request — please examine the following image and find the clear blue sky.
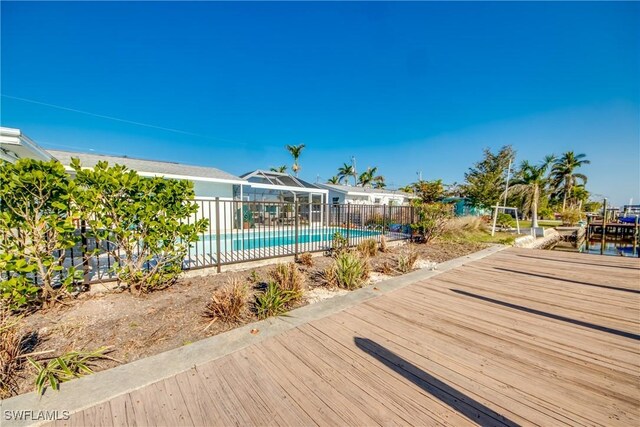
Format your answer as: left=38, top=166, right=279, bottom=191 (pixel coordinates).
left=1, top=1, right=638, bottom=206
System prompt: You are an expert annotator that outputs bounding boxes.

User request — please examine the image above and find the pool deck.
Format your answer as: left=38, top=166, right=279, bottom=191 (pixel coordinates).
left=3, top=247, right=639, bottom=426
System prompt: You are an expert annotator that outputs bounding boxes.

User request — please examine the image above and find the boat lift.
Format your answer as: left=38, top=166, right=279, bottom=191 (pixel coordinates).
left=490, top=205, right=521, bottom=236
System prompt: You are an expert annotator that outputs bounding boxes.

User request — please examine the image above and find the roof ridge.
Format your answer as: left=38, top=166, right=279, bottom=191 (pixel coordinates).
left=46, top=149, right=220, bottom=169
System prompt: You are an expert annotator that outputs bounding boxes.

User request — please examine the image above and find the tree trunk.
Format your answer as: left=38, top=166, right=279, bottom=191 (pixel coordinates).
left=531, top=185, right=539, bottom=229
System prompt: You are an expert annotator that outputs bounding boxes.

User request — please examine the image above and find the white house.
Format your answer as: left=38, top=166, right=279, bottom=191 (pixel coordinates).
left=240, top=169, right=329, bottom=224
left=316, top=183, right=415, bottom=206
left=46, top=150, right=245, bottom=200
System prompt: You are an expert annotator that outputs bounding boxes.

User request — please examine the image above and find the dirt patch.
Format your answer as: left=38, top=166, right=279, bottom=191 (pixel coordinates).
left=12, top=240, right=485, bottom=396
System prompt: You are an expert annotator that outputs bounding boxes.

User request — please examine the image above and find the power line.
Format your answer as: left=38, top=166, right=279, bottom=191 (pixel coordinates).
left=1, top=94, right=248, bottom=145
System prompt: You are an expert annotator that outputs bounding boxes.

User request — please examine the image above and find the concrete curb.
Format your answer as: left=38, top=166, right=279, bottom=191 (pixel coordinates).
left=1, top=244, right=505, bottom=427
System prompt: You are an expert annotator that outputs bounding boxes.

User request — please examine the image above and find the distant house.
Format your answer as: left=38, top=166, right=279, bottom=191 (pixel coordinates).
left=316, top=183, right=415, bottom=206
left=441, top=197, right=490, bottom=217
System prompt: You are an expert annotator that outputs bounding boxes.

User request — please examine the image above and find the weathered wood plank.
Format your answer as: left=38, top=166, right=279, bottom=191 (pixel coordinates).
left=48, top=248, right=640, bottom=426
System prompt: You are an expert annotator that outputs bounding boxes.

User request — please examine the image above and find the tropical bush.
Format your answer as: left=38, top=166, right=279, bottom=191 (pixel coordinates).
left=28, top=347, right=114, bottom=395
left=204, top=276, right=248, bottom=324
left=357, top=239, right=378, bottom=257
left=254, top=281, right=299, bottom=319
left=331, top=231, right=349, bottom=255
left=0, top=159, right=81, bottom=309
left=560, top=208, right=582, bottom=226
left=0, top=307, right=25, bottom=398
left=321, top=265, right=339, bottom=287
left=331, top=252, right=370, bottom=290
left=0, top=256, right=41, bottom=311
left=268, top=263, right=305, bottom=299
left=395, top=246, right=419, bottom=273
left=72, top=160, right=208, bottom=294
left=410, top=201, right=452, bottom=244
left=496, top=213, right=515, bottom=229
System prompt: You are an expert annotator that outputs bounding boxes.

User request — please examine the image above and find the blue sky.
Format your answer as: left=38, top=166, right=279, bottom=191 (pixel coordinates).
left=1, top=1, right=638, bottom=206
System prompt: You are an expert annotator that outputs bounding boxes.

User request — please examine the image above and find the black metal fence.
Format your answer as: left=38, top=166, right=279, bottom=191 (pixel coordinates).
left=4, top=200, right=415, bottom=285
left=184, top=200, right=415, bottom=271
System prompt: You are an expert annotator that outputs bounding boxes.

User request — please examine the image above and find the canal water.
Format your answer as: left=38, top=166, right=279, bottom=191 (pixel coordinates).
left=551, top=239, right=638, bottom=257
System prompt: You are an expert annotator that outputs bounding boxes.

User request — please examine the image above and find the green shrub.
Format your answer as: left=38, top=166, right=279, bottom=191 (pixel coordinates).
left=496, top=213, right=514, bottom=228
left=410, top=201, right=452, bottom=243
left=0, top=255, right=40, bottom=311
left=72, top=160, right=208, bottom=294
left=332, top=252, right=370, bottom=290
left=331, top=232, right=348, bottom=254
left=204, top=276, right=248, bottom=324
left=357, top=239, right=378, bottom=257
left=254, top=281, right=300, bottom=319
left=560, top=209, right=582, bottom=226
left=0, top=159, right=81, bottom=309
left=27, top=347, right=114, bottom=395
left=248, top=270, right=261, bottom=284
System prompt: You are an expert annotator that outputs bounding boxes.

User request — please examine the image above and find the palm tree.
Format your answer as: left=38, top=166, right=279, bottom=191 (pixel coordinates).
left=550, top=152, right=590, bottom=211
left=358, top=171, right=372, bottom=187
left=337, top=163, right=356, bottom=185
left=398, top=184, right=414, bottom=194
left=326, top=176, right=340, bottom=184
left=270, top=165, right=287, bottom=173
left=285, top=144, right=305, bottom=177
left=507, top=157, right=553, bottom=228
left=357, top=167, right=378, bottom=187
left=373, top=178, right=386, bottom=189
left=570, top=184, right=590, bottom=211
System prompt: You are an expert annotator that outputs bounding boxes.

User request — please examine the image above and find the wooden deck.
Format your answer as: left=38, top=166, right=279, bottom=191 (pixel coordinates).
left=51, top=248, right=640, bottom=426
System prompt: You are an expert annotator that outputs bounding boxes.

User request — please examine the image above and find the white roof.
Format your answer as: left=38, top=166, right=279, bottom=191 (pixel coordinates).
left=0, top=127, right=53, bottom=162
left=317, top=182, right=414, bottom=198
left=47, top=149, right=246, bottom=185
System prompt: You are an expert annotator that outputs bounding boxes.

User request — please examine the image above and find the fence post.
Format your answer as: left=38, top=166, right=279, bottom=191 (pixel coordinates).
left=81, top=220, right=90, bottom=285
left=346, top=203, right=351, bottom=245
left=382, top=204, right=387, bottom=238
left=294, top=199, right=299, bottom=259
left=215, top=197, right=222, bottom=273
left=410, top=204, right=414, bottom=227
left=585, top=215, right=591, bottom=252
left=600, top=198, right=607, bottom=255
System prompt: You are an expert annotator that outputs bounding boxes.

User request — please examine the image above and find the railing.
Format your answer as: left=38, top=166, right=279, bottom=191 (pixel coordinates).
left=10, top=200, right=415, bottom=285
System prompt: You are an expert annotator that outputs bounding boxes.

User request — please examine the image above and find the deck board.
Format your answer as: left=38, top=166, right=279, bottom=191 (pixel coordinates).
left=54, top=248, right=640, bottom=426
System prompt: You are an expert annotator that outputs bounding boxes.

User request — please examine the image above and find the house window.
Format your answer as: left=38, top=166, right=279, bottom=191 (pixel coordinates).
left=332, top=197, right=340, bottom=206
left=374, top=198, right=381, bottom=204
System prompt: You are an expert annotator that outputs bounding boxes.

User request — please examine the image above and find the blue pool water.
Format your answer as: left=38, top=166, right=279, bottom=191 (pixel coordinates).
left=200, top=227, right=381, bottom=252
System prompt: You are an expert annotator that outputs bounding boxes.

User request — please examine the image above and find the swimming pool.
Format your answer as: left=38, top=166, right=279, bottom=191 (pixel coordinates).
left=197, top=227, right=381, bottom=252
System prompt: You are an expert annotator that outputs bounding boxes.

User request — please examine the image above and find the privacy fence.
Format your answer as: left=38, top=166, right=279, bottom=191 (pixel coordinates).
left=21, top=200, right=415, bottom=285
